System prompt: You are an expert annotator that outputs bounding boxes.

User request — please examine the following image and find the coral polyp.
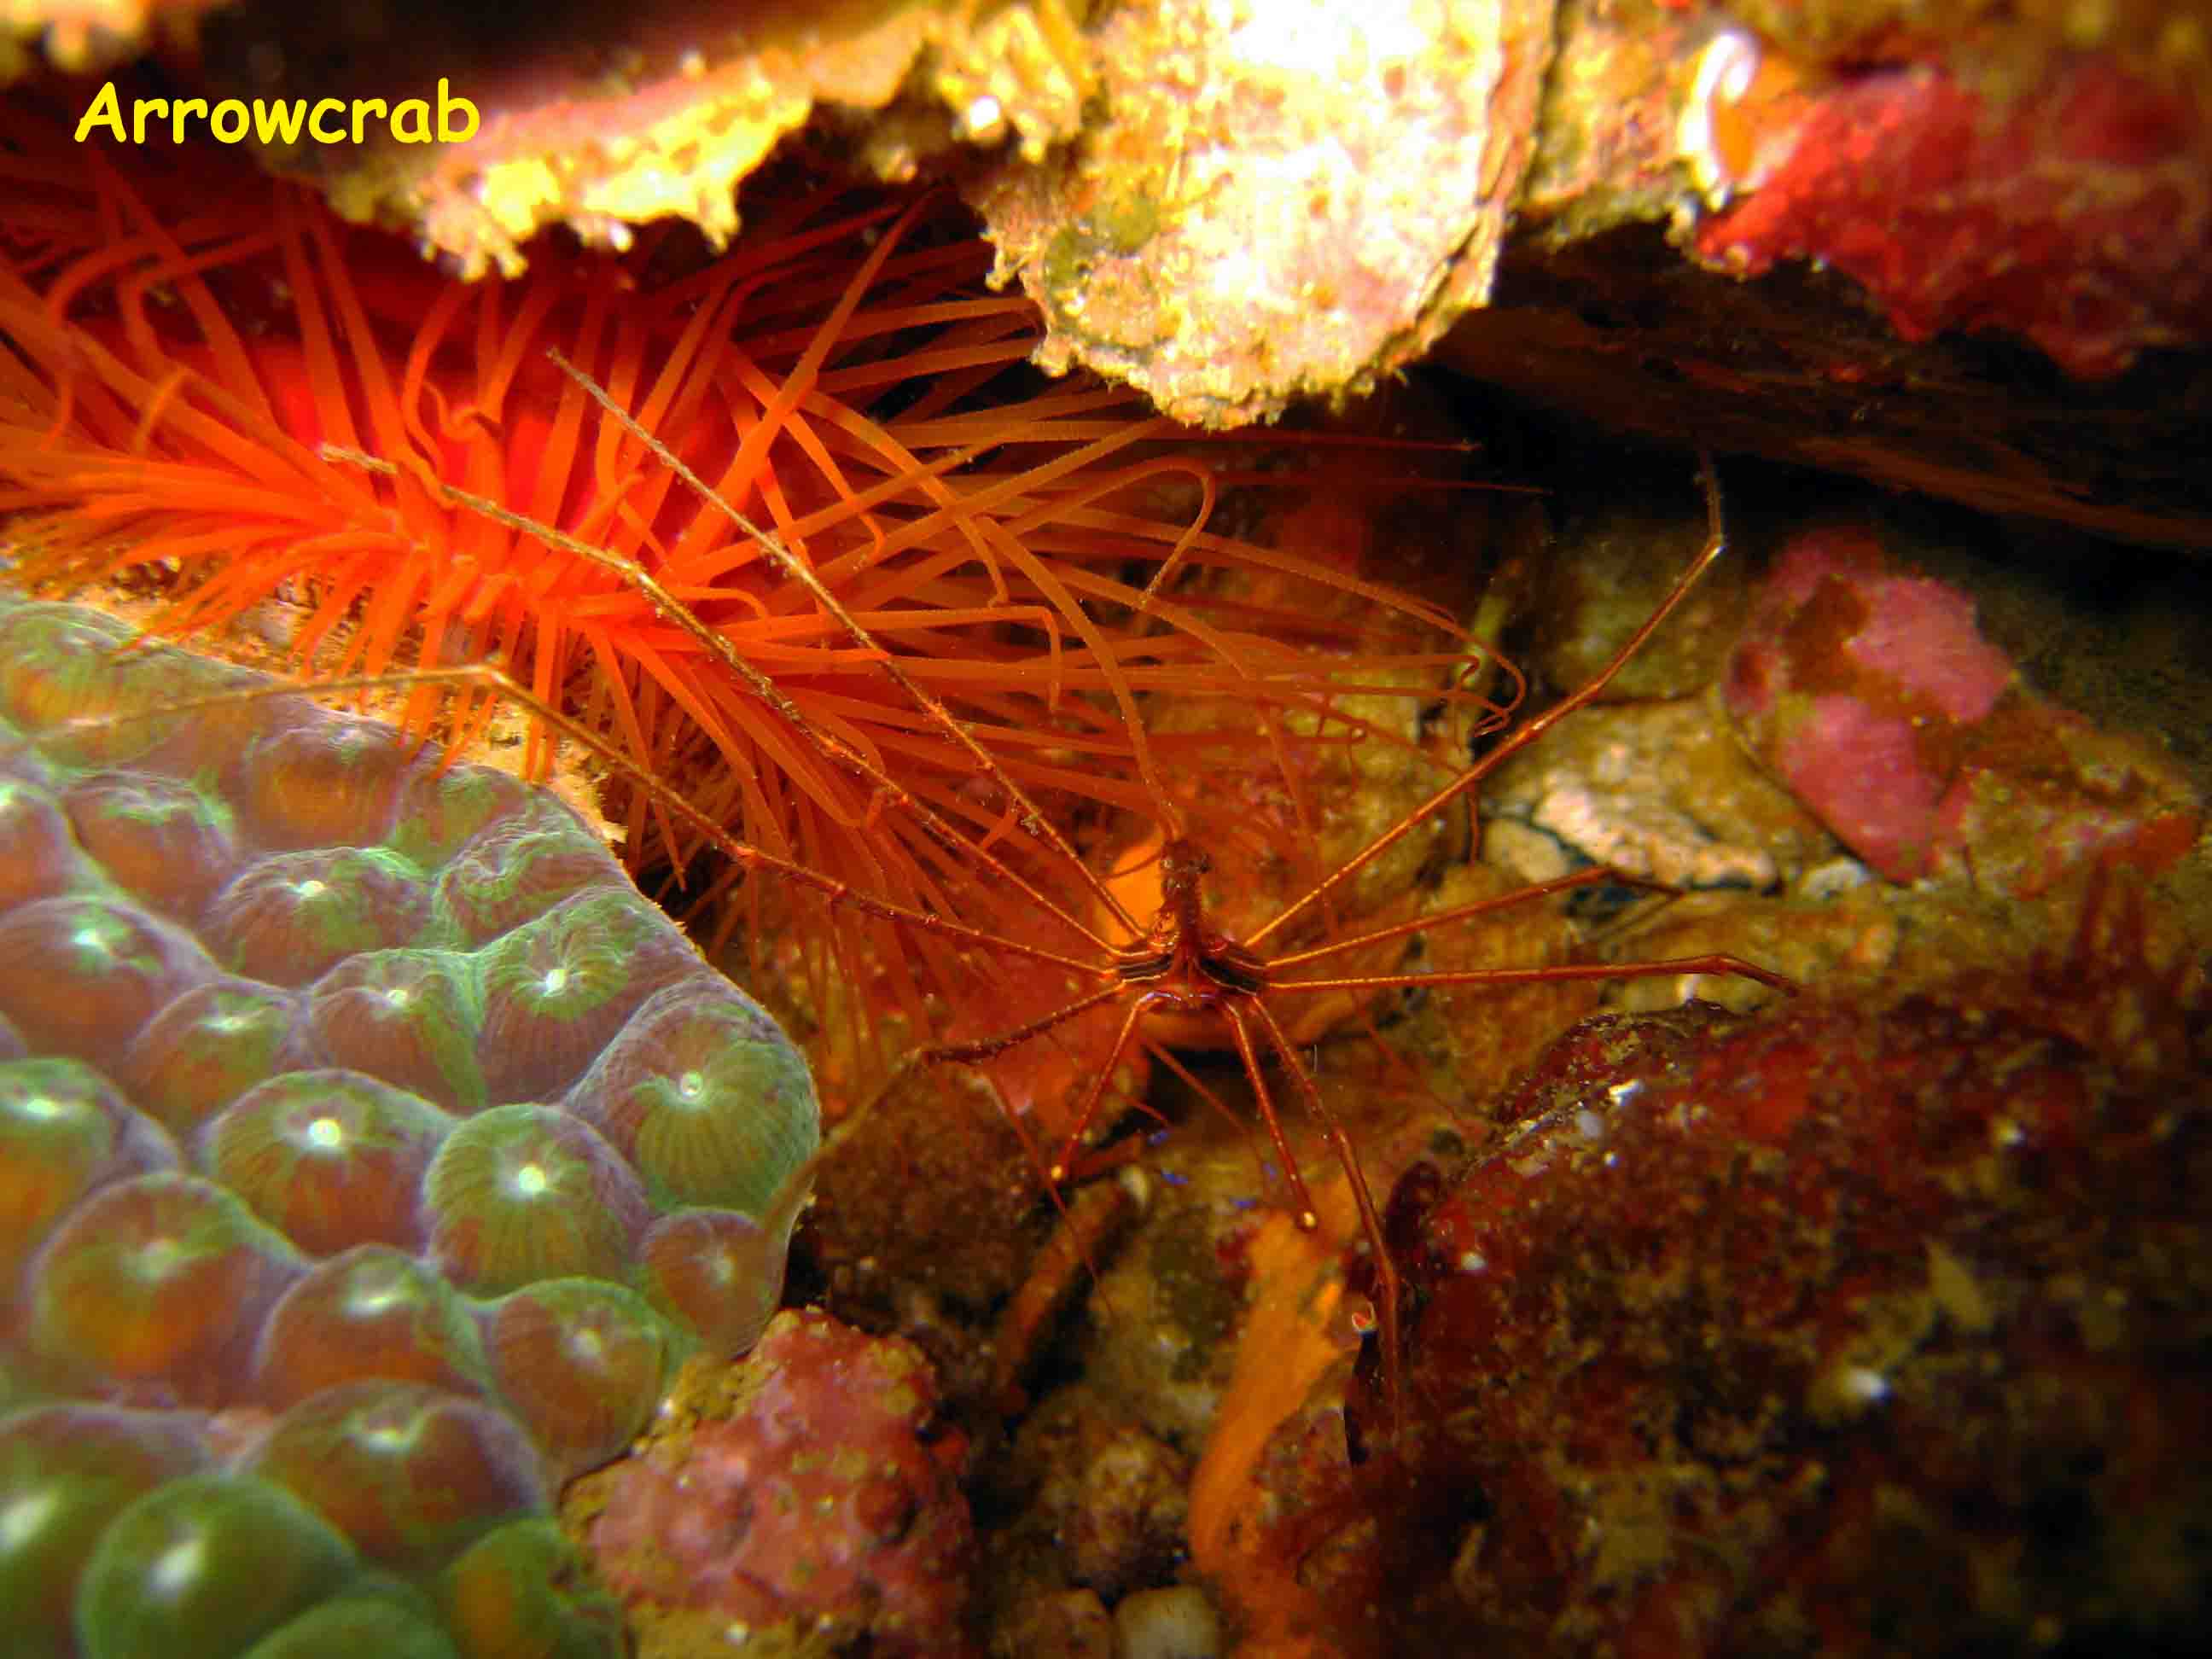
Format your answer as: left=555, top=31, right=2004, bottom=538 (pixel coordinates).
left=238, top=717, right=424, bottom=852
left=0, top=1403, right=209, bottom=1658
left=205, top=847, right=434, bottom=987
left=247, top=1381, right=550, bottom=1575
left=433, top=812, right=630, bottom=946
left=570, top=980, right=817, bottom=1213
left=634, top=1207, right=795, bottom=1357
left=118, top=979, right=306, bottom=1137
left=27, top=1173, right=302, bottom=1401
left=0, top=1060, right=175, bottom=1284
left=73, top=1472, right=358, bottom=1658
left=0, top=609, right=180, bottom=771
left=438, top=1519, right=624, bottom=1659
left=237, top=1589, right=463, bottom=1659
left=0, top=894, right=214, bottom=1062
left=60, top=773, right=240, bottom=918
left=253, top=1246, right=487, bottom=1408
left=482, top=1279, right=684, bottom=1479
left=0, top=592, right=818, bottom=1656
left=422, top=1104, right=651, bottom=1296
left=387, top=764, right=535, bottom=876
left=474, top=896, right=706, bottom=1103
left=0, top=777, right=84, bottom=908
left=306, top=950, right=487, bottom=1114
left=203, top=1071, right=455, bottom=1258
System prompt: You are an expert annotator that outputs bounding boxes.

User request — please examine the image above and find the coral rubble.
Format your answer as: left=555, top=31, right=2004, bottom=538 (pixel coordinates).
left=1692, top=52, right=2212, bottom=379
left=1208, top=925, right=2212, bottom=1655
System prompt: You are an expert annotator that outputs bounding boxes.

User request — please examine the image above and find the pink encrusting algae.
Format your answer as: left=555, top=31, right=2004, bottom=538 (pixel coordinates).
left=0, top=594, right=819, bottom=1657
left=581, top=1308, right=974, bottom=1655
left=1722, top=523, right=2201, bottom=892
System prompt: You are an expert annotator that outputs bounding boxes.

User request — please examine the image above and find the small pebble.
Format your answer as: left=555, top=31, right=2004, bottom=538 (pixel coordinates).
left=1114, top=1586, right=1222, bottom=1659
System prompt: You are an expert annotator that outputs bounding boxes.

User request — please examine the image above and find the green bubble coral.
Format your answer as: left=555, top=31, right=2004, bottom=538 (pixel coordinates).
left=73, top=1473, right=357, bottom=1658
left=0, top=589, right=821, bottom=1655
left=483, top=1278, right=689, bottom=1479
left=569, top=980, right=818, bottom=1214
left=202, top=1070, right=456, bottom=1258
left=422, top=1104, right=649, bottom=1296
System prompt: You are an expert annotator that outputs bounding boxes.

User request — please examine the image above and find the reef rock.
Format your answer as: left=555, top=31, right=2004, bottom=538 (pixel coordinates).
left=1226, top=885, right=2212, bottom=1655
left=579, top=1307, right=974, bottom=1656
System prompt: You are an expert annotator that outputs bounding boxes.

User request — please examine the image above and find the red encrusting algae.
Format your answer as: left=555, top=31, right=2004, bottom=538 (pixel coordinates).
left=1692, top=53, right=2212, bottom=376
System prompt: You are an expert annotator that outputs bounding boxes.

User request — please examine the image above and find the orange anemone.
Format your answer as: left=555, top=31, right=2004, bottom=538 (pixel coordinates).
left=0, top=113, right=1500, bottom=1092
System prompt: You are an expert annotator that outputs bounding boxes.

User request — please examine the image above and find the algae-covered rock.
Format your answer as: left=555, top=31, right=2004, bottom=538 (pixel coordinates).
left=974, top=0, right=1556, bottom=426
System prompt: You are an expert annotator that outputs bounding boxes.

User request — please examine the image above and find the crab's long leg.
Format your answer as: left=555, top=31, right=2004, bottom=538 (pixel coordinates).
left=1249, top=452, right=1729, bottom=952
left=1264, top=868, right=1668, bottom=972
left=328, top=438, right=1125, bottom=961
left=27, top=663, right=1113, bottom=981
left=1265, top=953, right=1797, bottom=998
left=1246, top=996, right=1404, bottom=1441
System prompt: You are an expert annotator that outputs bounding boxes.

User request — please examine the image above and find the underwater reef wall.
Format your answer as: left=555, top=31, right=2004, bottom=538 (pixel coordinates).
left=9, top=0, right=2205, bottom=535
